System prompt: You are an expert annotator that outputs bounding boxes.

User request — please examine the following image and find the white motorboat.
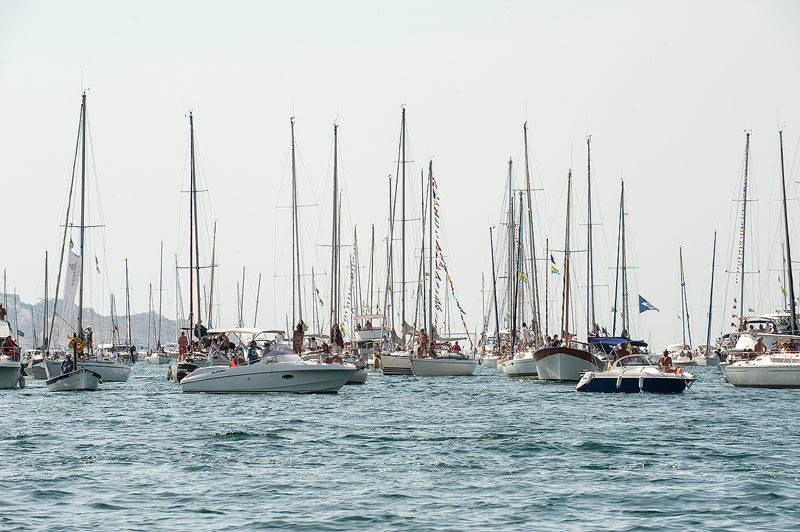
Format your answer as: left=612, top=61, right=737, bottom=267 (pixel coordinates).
left=180, top=340, right=356, bottom=393
left=145, top=352, right=173, bottom=364
left=577, top=355, right=696, bottom=393
left=665, top=344, right=697, bottom=367
left=694, top=345, right=719, bottom=366
left=377, top=351, right=413, bottom=375
left=410, top=354, right=477, bottom=376
left=722, top=352, right=800, bottom=388
left=46, top=367, right=101, bottom=392
left=478, top=353, right=499, bottom=369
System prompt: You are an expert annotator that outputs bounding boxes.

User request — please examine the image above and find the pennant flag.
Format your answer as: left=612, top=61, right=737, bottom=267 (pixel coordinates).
left=611, top=306, right=617, bottom=313
left=519, top=272, right=529, bottom=283
left=95, top=255, right=101, bottom=274
left=69, top=238, right=74, bottom=249
left=748, top=307, right=754, bottom=312
left=17, top=330, right=24, bottom=337
left=551, top=266, right=559, bottom=274
left=638, top=296, right=659, bottom=313
left=550, top=254, right=556, bottom=265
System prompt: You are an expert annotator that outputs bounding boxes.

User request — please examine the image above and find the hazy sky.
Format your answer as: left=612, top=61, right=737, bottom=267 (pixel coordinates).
left=2, top=0, right=800, bottom=351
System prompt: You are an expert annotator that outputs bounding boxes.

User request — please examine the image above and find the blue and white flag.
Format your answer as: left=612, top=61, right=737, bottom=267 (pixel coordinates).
left=17, top=330, right=24, bottom=337
left=638, top=295, right=659, bottom=313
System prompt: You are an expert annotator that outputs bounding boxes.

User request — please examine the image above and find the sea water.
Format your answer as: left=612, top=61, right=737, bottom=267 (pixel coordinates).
left=1, top=364, right=799, bottom=531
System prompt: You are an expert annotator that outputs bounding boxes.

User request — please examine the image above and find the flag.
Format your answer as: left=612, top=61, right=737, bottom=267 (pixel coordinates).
left=95, top=255, right=101, bottom=274
left=748, top=307, right=754, bottom=312
left=782, top=286, right=788, bottom=297
left=550, top=254, right=556, bottom=265
left=69, top=238, right=74, bottom=249
left=551, top=266, right=559, bottom=274
left=638, top=296, right=659, bottom=313
left=17, top=330, right=24, bottom=337
left=519, top=272, right=529, bottom=283
left=611, top=306, right=617, bottom=313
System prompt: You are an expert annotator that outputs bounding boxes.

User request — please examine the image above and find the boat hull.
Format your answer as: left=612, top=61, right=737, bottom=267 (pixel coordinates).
left=46, top=368, right=102, bottom=391
left=577, top=367, right=694, bottom=393
left=81, top=360, right=132, bottom=382
left=535, top=346, right=602, bottom=381
left=378, top=353, right=413, bottom=375
left=723, top=360, right=800, bottom=388
left=145, top=354, right=172, bottom=365
left=0, top=362, right=23, bottom=389
left=180, top=362, right=356, bottom=393
left=502, top=356, right=538, bottom=377
left=346, top=366, right=368, bottom=384
left=410, top=357, right=477, bottom=376
left=478, top=355, right=498, bottom=369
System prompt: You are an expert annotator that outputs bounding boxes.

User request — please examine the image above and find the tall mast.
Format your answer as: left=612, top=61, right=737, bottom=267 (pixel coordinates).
left=507, top=158, right=514, bottom=331
left=44, top=252, right=48, bottom=350
left=253, top=273, right=262, bottom=328
left=368, top=225, right=375, bottom=311
left=738, top=132, right=751, bottom=323
left=679, top=247, right=692, bottom=347
left=545, top=238, right=549, bottom=337
left=561, top=170, right=573, bottom=347
left=586, top=136, right=596, bottom=337
left=290, top=117, right=303, bottom=327
left=330, top=123, right=340, bottom=330
left=779, top=129, right=797, bottom=333
left=192, top=118, right=202, bottom=333
left=512, top=192, right=524, bottom=351
left=428, top=160, right=434, bottom=343
left=77, top=92, right=87, bottom=349
left=401, top=107, right=407, bottom=348
left=125, top=258, right=131, bottom=348
left=620, top=181, right=629, bottom=336
left=188, top=112, right=195, bottom=342
left=489, top=227, right=501, bottom=350
left=158, top=241, right=163, bottom=347
left=523, top=123, right=541, bottom=343
left=705, top=232, right=717, bottom=354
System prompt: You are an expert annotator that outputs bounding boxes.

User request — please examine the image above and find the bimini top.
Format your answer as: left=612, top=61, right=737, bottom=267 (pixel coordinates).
left=588, top=336, right=648, bottom=348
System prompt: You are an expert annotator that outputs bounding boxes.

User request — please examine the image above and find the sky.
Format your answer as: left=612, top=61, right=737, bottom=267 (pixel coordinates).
left=2, top=0, right=800, bottom=351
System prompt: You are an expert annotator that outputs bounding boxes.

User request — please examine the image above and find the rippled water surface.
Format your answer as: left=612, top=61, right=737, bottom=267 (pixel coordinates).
left=2, top=364, right=800, bottom=531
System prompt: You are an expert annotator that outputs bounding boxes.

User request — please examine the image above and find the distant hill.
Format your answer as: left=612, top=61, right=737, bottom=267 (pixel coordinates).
left=1, top=293, right=181, bottom=351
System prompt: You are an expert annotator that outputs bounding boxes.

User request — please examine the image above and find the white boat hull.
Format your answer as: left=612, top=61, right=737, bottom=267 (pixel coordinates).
left=478, top=355, right=498, bottom=369
left=502, top=356, right=538, bottom=377
left=0, top=361, right=23, bottom=389
left=695, top=355, right=719, bottom=366
left=180, top=360, right=356, bottom=393
left=410, top=357, right=477, bottom=376
left=378, top=352, right=413, bottom=375
left=81, top=360, right=132, bottom=382
left=346, top=367, right=368, bottom=384
left=723, top=356, right=800, bottom=388
left=145, top=354, right=172, bottom=364
left=535, top=346, right=603, bottom=381
left=46, top=368, right=102, bottom=391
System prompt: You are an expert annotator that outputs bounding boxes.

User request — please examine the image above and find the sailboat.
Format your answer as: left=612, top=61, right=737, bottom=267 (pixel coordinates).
left=45, top=92, right=102, bottom=392
left=695, top=233, right=720, bottom=366
left=410, top=160, right=476, bottom=377
left=723, top=129, right=800, bottom=388
left=378, top=107, right=416, bottom=375
left=666, top=248, right=697, bottom=368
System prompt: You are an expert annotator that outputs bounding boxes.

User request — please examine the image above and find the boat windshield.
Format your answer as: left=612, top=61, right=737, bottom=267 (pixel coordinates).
left=614, top=354, right=652, bottom=367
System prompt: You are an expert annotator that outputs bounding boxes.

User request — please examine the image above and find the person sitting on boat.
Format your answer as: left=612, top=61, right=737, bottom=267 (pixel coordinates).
left=551, top=334, right=561, bottom=347
left=754, top=337, right=766, bottom=355
left=365, top=319, right=372, bottom=329
left=109, top=346, right=118, bottom=361
left=2, top=335, right=20, bottom=361
left=219, top=333, right=232, bottom=353
left=657, top=349, right=674, bottom=372
left=452, top=341, right=461, bottom=353
left=61, top=354, right=74, bottom=375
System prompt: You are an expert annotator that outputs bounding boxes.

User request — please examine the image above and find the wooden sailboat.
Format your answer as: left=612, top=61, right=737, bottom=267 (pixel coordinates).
left=46, top=92, right=101, bottom=392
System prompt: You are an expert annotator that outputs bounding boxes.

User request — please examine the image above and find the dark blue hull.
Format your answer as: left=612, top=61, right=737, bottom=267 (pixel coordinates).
left=577, top=375, right=689, bottom=393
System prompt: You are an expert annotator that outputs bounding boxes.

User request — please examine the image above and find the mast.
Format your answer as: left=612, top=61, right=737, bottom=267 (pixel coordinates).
left=428, top=160, right=434, bottom=344
left=368, top=225, right=375, bottom=312
left=147, top=284, right=152, bottom=350
left=44, top=251, right=48, bottom=350
left=489, top=227, right=501, bottom=351
left=561, top=170, right=573, bottom=347
left=158, top=241, right=163, bottom=348
left=586, top=136, right=596, bottom=337
left=620, top=181, right=629, bottom=336
left=240, top=267, right=246, bottom=328
left=77, top=91, right=87, bottom=351
left=125, top=258, right=131, bottom=348
left=207, top=221, right=216, bottom=329
left=188, top=112, right=196, bottom=343
left=511, top=192, right=524, bottom=352
left=779, top=129, right=797, bottom=333
left=738, top=132, right=751, bottom=323
left=545, top=238, right=549, bottom=337
left=330, top=123, right=340, bottom=331
left=507, top=158, right=514, bottom=331
left=523, top=123, right=541, bottom=343
left=401, top=107, right=407, bottom=349
left=705, top=232, right=717, bottom=354
left=290, top=117, right=303, bottom=327
left=679, top=247, right=692, bottom=348
left=253, top=273, right=262, bottom=328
